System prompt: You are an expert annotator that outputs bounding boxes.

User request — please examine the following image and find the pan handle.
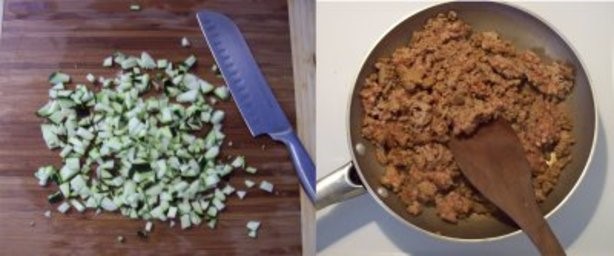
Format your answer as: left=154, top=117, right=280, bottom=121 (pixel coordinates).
left=315, top=162, right=366, bottom=210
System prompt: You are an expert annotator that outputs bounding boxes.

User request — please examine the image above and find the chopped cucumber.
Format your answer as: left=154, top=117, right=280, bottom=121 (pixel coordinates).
left=86, top=73, right=96, bottom=83
left=248, top=229, right=257, bottom=238
left=246, top=220, right=261, bottom=231
left=222, top=184, right=235, bottom=195
left=213, top=86, right=229, bottom=100
left=210, top=110, right=224, bottom=124
left=47, top=191, right=63, bottom=204
left=236, top=190, right=246, bottom=200
left=245, top=166, right=257, bottom=174
left=244, top=179, right=255, bottom=188
left=180, top=214, right=191, bottom=229
left=246, top=220, right=261, bottom=238
left=157, top=59, right=168, bottom=69
left=183, top=55, right=196, bottom=69
left=70, top=199, right=85, bottom=212
left=121, top=57, right=139, bottom=69
left=41, top=124, right=61, bottom=149
left=101, top=197, right=118, bottom=211
left=140, top=52, right=156, bottom=69
left=49, top=72, right=70, bottom=84
left=259, top=180, right=274, bottom=193
left=181, top=37, right=190, bottom=48
left=35, top=52, right=264, bottom=234
left=207, top=219, right=217, bottom=229
left=103, top=56, right=113, bottom=67
left=199, top=79, right=215, bottom=93
left=167, top=206, right=178, bottom=218
left=230, top=156, right=245, bottom=169
left=57, top=202, right=71, bottom=213
left=35, top=166, right=57, bottom=186
left=145, top=221, right=153, bottom=232
left=176, top=89, right=199, bottom=103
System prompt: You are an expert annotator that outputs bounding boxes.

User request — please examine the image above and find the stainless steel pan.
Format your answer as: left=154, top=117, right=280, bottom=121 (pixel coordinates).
left=316, top=1, right=597, bottom=241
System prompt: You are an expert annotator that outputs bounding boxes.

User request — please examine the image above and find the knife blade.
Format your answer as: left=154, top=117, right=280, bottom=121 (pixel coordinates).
left=196, top=10, right=315, bottom=201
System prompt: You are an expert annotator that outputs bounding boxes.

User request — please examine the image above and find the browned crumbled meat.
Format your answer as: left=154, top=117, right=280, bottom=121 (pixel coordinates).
left=436, top=191, right=473, bottom=223
left=416, top=181, right=438, bottom=202
left=360, top=11, right=575, bottom=223
left=474, top=31, right=515, bottom=55
left=448, top=98, right=503, bottom=135
left=386, top=148, right=413, bottom=167
left=396, top=64, right=424, bottom=90
left=375, top=60, right=396, bottom=86
left=486, top=54, right=524, bottom=79
left=407, top=201, right=423, bottom=215
left=520, top=51, right=574, bottom=98
left=381, top=166, right=404, bottom=192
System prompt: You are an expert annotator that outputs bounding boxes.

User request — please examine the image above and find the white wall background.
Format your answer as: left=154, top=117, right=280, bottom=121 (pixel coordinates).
left=316, top=1, right=614, bottom=255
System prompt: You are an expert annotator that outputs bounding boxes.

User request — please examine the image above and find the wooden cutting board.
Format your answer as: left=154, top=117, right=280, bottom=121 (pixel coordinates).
left=0, top=0, right=302, bottom=254
left=287, top=1, right=315, bottom=255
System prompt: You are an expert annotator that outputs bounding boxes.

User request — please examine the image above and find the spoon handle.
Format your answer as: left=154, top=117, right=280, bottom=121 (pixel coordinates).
left=514, top=202, right=566, bottom=256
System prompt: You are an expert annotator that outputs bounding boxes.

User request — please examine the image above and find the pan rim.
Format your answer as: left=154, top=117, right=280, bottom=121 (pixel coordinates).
left=343, top=1, right=599, bottom=242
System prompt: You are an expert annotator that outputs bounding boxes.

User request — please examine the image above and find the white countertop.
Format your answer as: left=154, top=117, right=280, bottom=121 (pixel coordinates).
left=315, top=1, right=614, bottom=255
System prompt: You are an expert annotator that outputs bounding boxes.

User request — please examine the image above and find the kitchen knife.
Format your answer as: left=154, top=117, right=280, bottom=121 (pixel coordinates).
left=196, top=10, right=316, bottom=201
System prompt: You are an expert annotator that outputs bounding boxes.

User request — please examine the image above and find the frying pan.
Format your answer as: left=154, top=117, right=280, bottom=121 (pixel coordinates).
left=315, top=1, right=598, bottom=241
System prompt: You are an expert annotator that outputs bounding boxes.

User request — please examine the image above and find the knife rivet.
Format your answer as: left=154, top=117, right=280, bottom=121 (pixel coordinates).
left=377, top=187, right=389, bottom=198
left=355, top=143, right=366, bottom=156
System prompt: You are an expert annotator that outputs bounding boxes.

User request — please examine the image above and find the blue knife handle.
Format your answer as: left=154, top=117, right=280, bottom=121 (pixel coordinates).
left=269, top=129, right=316, bottom=202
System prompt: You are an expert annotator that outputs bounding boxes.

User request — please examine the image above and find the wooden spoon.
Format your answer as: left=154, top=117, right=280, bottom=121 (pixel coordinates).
left=449, top=119, right=565, bottom=256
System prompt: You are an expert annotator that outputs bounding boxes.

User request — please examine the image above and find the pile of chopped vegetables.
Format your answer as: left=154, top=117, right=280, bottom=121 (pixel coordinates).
left=35, top=48, right=273, bottom=238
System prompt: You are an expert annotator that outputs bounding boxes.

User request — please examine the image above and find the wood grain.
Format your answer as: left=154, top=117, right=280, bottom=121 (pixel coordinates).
left=287, top=1, right=315, bottom=255
left=0, top=0, right=302, bottom=255
left=0, top=0, right=4, bottom=36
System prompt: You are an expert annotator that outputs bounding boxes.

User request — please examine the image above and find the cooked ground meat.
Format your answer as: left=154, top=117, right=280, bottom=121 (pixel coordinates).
left=360, top=11, right=575, bottom=223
